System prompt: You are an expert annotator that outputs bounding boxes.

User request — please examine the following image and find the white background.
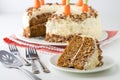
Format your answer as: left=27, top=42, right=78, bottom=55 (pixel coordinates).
left=0, top=0, right=120, bottom=29
left=0, top=0, right=120, bottom=80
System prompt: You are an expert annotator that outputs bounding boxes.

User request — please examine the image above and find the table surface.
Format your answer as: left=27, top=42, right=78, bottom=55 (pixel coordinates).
left=0, top=13, right=120, bottom=80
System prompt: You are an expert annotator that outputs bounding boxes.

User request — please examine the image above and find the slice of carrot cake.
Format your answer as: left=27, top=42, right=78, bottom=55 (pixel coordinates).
left=57, top=35, right=103, bottom=70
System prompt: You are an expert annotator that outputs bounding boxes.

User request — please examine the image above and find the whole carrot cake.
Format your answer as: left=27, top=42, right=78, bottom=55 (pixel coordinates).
left=23, top=0, right=103, bottom=43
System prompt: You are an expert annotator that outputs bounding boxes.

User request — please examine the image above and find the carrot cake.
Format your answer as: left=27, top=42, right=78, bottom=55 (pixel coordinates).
left=57, top=35, right=103, bottom=70
left=23, top=0, right=103, bottom=43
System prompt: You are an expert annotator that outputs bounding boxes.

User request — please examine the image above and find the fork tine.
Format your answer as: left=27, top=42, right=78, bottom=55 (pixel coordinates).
left=25, top=48, right=29, bottom=59
left=32, top=48, right=35, bottom=54
left=32, top=47, right=36, bottom=54
left=9, top=45, right=17, bottom=55
left=28, top=47, right=36, bottom=57
left=14, top=45, right=18, bottom=51
left=28, top=48, right=34, bottom=58
left=33, top=47, right=37, bottom=55
left=8, top=45, right=12, bottom=52
left=28, top=47, right=32, bottom=56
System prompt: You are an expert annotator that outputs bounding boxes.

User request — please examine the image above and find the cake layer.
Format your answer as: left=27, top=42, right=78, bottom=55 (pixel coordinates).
left=23, top=23, right=46, bottom=37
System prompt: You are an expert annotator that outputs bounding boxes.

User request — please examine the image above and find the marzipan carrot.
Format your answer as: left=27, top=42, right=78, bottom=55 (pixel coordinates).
left=82, top=0, right=88, bottom=12
left=62, top=0, right=66, bottom=5
left=64, top=5, right=70, bottom=16
left=64, top=0, right=70, bottom=16
left=82, top=4, right=88, bottom=12
left=77, top=0, right=83, bottom=6
left=40, top=0, right=44, bottom=5
left=34, top=0, right=40, bottom=8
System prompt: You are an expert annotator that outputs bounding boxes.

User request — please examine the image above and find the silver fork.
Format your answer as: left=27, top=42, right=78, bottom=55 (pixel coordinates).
left=26, top=47, right=40, bottom=74
left=8, top=44, right=31, bottom=66
left=27, top=47, right=50, bottom=73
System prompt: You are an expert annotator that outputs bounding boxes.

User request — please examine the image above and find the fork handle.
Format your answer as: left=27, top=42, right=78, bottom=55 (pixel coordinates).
left=31, top=60, right=40, bottom=74
left=38, top=59, right=50, bottom=73
left=23, top=58, right=31, bottom=66
left=18, top=67, right=41, bottom=80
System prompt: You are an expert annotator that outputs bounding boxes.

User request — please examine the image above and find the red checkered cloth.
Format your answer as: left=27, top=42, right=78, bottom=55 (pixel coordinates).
left=3, top=30, right=120, bottom=54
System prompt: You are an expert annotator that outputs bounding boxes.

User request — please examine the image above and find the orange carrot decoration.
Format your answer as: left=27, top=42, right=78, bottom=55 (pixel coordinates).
left=40, top=0, right=44, bottom=5
left=62, top=0, right=66, bottom=5
left=64, top=5, right=70, bottom=16
left=34, top=0, right=40, bottom=8
left=82, top=4, right=88, bottom=12
left=77, top=0, right=83, bottom=6
left=64, top=0, right=71, bottom=16
left=82, top=0, right=89, bottom=12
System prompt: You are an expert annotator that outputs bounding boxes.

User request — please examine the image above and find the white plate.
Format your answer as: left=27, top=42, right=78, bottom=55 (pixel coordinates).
left=15, top=31, right=108, bottom=46
left=49, top=54, right=116, bottom=73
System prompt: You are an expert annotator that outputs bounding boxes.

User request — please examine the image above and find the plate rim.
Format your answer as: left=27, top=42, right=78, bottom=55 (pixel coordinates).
left=49, top=54, right=116, bottom=73
left=15, top=31, right=108, bottom=46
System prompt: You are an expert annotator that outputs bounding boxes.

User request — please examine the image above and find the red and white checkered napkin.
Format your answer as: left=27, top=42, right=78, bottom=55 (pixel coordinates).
left=3, top=30, right=120, bottom=54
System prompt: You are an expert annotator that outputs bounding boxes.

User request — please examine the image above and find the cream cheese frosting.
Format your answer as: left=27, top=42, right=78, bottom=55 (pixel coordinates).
left=46, top=16, right=103, bottom=40
left=23, top=4, right=62, bottom=28
left=84, top=49, right=100, bottom=70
